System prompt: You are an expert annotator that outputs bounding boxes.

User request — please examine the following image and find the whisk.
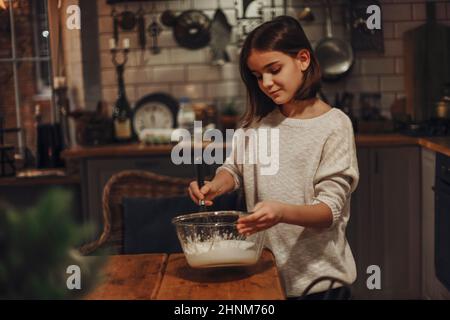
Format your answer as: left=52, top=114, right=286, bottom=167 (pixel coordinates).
left=195, top=158, right=217, bottom=251
left=195, top=160, right=207, bottom=212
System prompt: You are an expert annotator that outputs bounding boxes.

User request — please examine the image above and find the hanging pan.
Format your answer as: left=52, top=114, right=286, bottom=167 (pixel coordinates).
left=315, top=0, right=354, bottom=82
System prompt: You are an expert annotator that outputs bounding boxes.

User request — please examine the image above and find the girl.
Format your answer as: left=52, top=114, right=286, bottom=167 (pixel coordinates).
left=188, top=16, right=359, bottom=299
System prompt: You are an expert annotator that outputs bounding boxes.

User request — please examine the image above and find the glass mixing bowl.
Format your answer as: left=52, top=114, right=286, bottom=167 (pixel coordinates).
left=172, top=211, right=266, bottom=268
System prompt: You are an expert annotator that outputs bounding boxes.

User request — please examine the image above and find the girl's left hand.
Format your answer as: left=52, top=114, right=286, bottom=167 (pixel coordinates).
left=236, top=201, right=285, bottom=235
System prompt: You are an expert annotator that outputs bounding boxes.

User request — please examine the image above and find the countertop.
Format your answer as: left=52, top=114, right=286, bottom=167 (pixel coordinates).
left=61, top=134, right=450, bottom=159
left=2, top=134, right=449, bottom=187
left=0, top=173, right=80, bottom=187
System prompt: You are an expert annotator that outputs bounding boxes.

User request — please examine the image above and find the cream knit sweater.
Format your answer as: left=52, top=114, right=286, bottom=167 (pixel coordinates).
left=217, top=107, right=360, bottom=297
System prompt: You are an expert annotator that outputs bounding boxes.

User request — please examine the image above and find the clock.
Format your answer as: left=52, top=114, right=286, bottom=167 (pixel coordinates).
left=132, top=92, right=179, bottom=141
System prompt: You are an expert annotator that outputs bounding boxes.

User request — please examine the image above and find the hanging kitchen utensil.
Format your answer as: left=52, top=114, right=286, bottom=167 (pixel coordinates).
left=148, top=17, right=163, bottom=54
left=297, top=7, right=315, bottom=22
left=210, top=3, right=232, bottom=66
left=161, top=9, right=177, bottom=27
left=137, top=6, right=146, bottom=51
left=315, top=0, right=354, bottom=82
left=173, top=10, right=211, bottom=50
left=111, top=7, right=119, bottom=45
left=120, top=9, right=137, bottom=31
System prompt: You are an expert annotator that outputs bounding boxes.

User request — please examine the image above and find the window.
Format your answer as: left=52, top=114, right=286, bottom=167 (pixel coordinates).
left=0, top=0, right=53, bottom=152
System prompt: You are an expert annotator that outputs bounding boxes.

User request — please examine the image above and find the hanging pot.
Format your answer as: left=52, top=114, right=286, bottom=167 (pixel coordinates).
left=161, top=9, right=177, bottom=27
left=315, top=1, right=354, bottom=82
left=120, top=10, right=137, bottom=31
left=172, top=10, right=211, bottom=50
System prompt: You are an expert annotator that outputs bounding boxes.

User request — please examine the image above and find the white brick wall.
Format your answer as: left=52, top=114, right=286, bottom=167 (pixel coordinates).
left=95, top=0, right=450, bottom=120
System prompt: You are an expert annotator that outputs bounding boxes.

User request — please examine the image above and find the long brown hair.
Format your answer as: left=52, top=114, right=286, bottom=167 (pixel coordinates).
left=239, top=16, right=322, bottom=128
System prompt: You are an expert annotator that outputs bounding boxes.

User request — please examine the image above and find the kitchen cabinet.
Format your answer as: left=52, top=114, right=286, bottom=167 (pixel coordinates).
left=422, top=149, right=450, bottom=299
left=347, top=146, right=421, bottom=299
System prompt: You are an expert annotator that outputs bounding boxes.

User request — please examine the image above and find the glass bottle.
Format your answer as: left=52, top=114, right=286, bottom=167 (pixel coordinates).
left=112, top=64, right=133, bottom=142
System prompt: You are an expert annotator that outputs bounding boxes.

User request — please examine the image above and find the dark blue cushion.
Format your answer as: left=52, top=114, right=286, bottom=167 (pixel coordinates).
left=122, top=191, right=244, bottom=254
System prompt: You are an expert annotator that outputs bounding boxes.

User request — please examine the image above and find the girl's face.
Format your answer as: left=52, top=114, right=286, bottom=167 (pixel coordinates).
left=247, top=49, right=310, bottom=105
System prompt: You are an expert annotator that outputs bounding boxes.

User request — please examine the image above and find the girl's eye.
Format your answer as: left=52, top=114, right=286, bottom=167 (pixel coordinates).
left=271, top=67, right=281, bottom=74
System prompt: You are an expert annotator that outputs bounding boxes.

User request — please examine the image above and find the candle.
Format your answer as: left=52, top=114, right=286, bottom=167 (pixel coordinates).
left=109, top=38, right=116, bottom=50
left=123, top=38, right=130, bottom=49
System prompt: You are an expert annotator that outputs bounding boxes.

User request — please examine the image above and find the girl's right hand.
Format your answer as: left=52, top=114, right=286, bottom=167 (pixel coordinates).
left=188, top=180, right=221, bottom=206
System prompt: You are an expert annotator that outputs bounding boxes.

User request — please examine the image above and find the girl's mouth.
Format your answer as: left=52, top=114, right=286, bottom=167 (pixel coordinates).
left=270, top=90, right=281, bottom=96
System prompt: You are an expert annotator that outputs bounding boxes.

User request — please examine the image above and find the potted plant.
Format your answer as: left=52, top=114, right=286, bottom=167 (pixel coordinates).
left=0, top=189, right=104, bottom=299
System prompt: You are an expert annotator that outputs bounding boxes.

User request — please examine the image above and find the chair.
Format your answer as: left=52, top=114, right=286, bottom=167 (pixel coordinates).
left=300, top=276, right=352, bottom=300
left=78, top=170, right=192, bottom=255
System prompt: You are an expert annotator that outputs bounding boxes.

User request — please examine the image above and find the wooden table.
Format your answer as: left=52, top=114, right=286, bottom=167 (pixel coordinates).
left=86, top=249, right=285, bottom=300
left=85, top=254, right=167, bottom=300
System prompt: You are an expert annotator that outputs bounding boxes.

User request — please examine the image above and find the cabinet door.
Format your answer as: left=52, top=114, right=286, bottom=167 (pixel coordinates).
left=422, top=148, right=436, bottom=299
left=422, top=149, right=450, bottom=299
left=347, top=148, right=371, bottom=298
left=370, top=147, right=421, bottom=299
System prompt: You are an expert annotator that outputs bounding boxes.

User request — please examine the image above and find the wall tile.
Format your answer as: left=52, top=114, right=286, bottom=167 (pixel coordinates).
left=206, top=81, right=241, bottom=98
left=170, top=48, right=208, bottom=64
left=101, top=69, right=116, bottom=86
left=100, top=52, right=114, bottom=69
left=97, top=0, right=110, bottom=17
left=102, top=87, right=116, bottom=103
left=125, top=67, right=154, bottom=84
left=382, top=4, right=412, bottom=22
left=157, top=30, right=178, bottom=48
left=382, top=22, right=395, bottom=39
left=220, top=63, right=241, bottom=80
left=412, top=3, right=426, bottom=21
left=380, top=76, right=404, bottom=92
left=137, top=49, right=171, bottom=66
left=360, top=58, right=395, bottom=75
left=187, top=65, right=221, bottom=81
left=345, top=76, right=379, bottom=92
left=137, top=84, right=171, bottom=99
left=171, top=83, right=205, bottom=99
left=186, top=63, right=239, bottom=82
left=384, top=39, right=403, bottom=56
left=395, top=58, right=404, bottom=74
left=153, top=65, right=185, bottom=82
left=193, top=0, right=218, bottom=10
left=98, top=16, right=112, bottom=34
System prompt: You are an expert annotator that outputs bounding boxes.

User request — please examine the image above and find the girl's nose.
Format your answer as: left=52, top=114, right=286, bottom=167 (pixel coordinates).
left=262, top=73, right=273, bottom=89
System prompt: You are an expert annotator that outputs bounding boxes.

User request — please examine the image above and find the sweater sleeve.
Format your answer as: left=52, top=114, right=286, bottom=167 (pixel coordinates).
left=311, top=117, right=360, bottom=227
left=215, top=130, right=244, bottom=191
